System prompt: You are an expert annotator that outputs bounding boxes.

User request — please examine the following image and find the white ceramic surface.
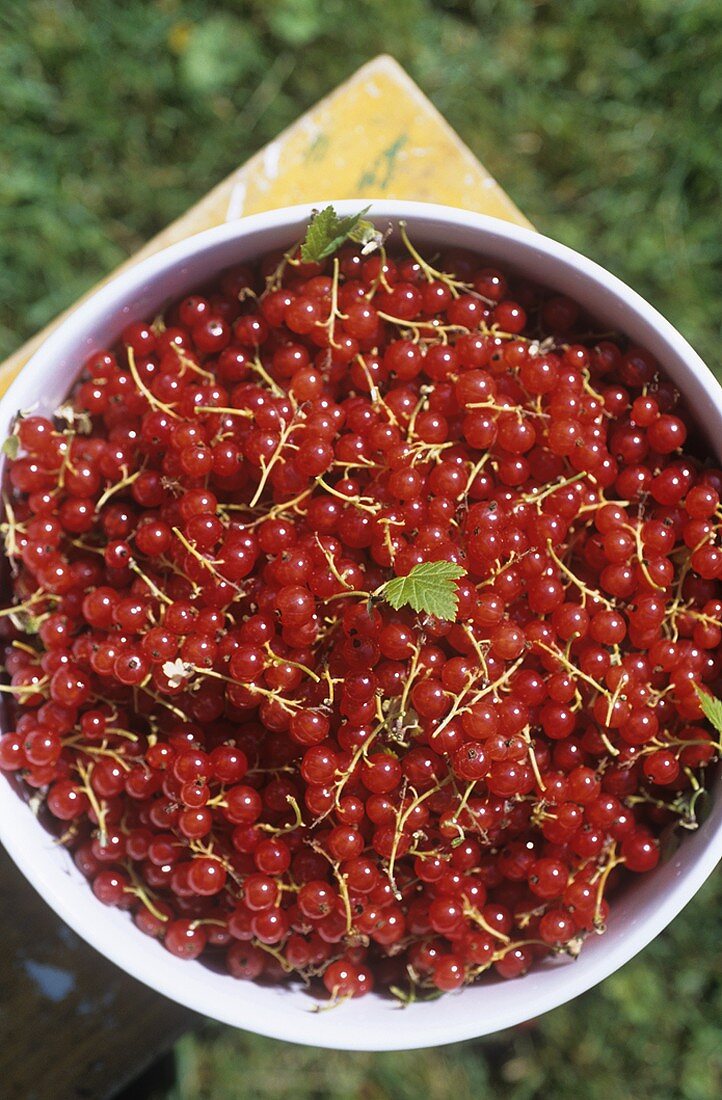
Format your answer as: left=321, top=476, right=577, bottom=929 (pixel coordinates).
left=2, top=201, right=722, bottom=1051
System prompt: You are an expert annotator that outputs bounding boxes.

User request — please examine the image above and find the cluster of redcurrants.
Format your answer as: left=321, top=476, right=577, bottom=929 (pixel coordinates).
left=0, top=232, right=720, bottom=1001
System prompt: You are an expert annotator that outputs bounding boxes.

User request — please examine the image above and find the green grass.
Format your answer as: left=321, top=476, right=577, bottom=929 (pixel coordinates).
left=3, top=2, right=722, bottom=1095
left=1, top=0, right=721, bottom=366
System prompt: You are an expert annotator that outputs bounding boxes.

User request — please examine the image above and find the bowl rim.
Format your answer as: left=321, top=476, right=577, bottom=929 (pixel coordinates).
left=2, top=198, right=722, bottom=1050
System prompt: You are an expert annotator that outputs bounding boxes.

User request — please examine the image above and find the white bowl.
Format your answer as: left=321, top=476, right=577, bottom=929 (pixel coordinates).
left=2, top=200, right=722, bottom=1050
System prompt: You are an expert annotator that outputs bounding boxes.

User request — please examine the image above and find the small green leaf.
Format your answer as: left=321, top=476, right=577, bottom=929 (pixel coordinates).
left=694, top=684, right=722, bottom=735
left=300, top=206, right=337, bottom=262
left=379, top=560, right=466, bottom=621
left=300, top=205, right=373, bottom=263
left=1, top=434, right=19, bottom=459
left=347, top=216, right=384, bottom=254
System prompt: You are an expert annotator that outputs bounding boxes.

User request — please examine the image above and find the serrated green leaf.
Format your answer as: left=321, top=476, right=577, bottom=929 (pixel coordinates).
left=694, top=684, right=722, bottom=734
left=300, top=204, right=373, bottom=263
left=300, top=205, right=336, bottom=262
left=380, top=560, right=466, bottom=620
left=1, top=435, right=19, bottom=459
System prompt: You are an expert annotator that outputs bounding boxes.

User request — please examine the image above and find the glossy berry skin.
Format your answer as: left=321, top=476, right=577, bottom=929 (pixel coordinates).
left=164, top=920, right=208, bottom=959
left=1, top=225, right=717, bottom=1002
left=622, top=831, right=660, bottom=872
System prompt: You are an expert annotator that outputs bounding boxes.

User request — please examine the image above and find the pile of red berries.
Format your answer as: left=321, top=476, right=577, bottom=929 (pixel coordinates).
left=1, top=220, right=720, bottom=1002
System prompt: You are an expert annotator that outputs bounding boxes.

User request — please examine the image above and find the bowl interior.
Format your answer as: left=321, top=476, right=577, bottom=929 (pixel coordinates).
left=2, top=200, right=722, bottom=1050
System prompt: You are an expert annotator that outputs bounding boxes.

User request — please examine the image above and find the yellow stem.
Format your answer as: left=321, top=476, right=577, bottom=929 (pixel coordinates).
left=127, top=346, right=179, bottom=417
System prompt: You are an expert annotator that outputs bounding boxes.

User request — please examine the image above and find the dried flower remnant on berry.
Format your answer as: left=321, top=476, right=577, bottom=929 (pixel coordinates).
left=162, top=659, right=194, bottom=690
left=0, top=210, right=721, bottom=1002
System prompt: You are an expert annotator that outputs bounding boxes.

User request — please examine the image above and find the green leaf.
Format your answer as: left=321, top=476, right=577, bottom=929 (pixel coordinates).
left=346, top=216, right=383, bottom=253
left=694, top=684, right=722, bottom=734
left=379, top=560, right=466, bottom=621
left=1, top=435, right=19, bottom=459
left=300, top=205, right=374, bottom=263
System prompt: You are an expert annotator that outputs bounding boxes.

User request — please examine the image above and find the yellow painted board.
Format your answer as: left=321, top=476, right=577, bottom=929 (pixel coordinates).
left=0, top=54, right=530, bottom=396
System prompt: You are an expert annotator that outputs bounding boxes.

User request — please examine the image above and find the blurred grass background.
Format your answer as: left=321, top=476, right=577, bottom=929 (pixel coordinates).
left=1, top=0, right=721, bottom=368
left=2, top=0, right=721, bottom=1096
